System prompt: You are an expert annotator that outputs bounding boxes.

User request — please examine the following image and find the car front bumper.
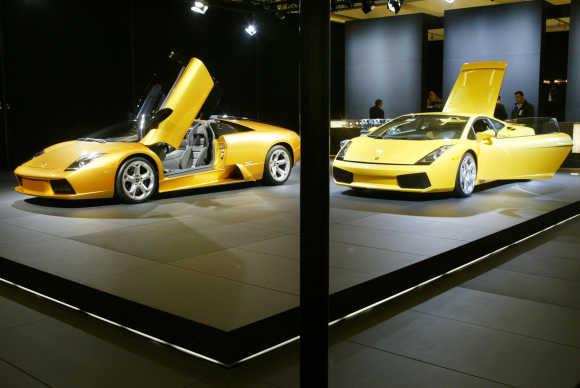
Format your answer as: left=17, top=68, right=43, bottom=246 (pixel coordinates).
left=14, top=165, right=115, bottom=200
left=332, top=159, right=457, bottom=192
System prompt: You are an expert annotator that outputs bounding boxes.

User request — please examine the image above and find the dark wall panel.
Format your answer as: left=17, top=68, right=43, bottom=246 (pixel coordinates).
left=567, top=0, right=580, bottom=121
left=3, top=0, right=132, bottom=166
left=345, top=14, right=424, bottom=119
left=443, top=1, right=543, bottom=113
left=331, top=22, right=346, bottom=119
left=255, top=14, right=299, bottom=131
left=0, top=0, right=299, bottom=167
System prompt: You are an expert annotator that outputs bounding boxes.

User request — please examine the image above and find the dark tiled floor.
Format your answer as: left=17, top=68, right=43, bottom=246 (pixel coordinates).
left=0, top=197, right=579, bottom=386
left=1, top=168, right=579, bottom=333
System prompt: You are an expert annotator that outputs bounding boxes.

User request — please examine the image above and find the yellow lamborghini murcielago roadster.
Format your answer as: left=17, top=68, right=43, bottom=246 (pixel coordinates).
left=333, top=61, right=573, bottom=197
left=14, top=58, right=300, bottom=203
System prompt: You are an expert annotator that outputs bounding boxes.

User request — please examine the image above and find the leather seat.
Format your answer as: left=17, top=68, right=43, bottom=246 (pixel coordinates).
left=179, top=127, right=209, bottom=169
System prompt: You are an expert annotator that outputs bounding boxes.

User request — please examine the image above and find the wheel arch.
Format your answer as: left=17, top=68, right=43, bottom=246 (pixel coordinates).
left=270, top=142, right=294, bottom=165
left=114, top=152, right=163, bottom=194
left=463, top=149, right=478, bottom=166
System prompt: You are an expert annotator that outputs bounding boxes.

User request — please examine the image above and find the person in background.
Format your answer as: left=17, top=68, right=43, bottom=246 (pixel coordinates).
left=511, top=90, right=535, bottom=119
left=494, top=95, right=508, bottom=120
left=369, top=99, right=384, bottom=119
left=425, top=90, right=443, bottom=112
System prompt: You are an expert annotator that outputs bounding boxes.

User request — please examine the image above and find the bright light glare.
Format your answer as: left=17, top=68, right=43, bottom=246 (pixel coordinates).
left=245, top=24, right=257, bottom=36
left=191, top=1, right=208, bottom=14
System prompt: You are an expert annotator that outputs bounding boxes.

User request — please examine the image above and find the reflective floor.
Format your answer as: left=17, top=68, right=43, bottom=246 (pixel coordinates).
left=1, top=167, right=580, bottom=334
left=0, top=212, right=579, bottom=387
left=1, top=167, right=580, bottom=333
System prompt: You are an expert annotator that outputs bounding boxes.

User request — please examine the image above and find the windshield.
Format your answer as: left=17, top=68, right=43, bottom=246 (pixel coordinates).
left=77, top=82, right=167, bottom=143
left=369, top=114, right=469, bottom=140
left=78, top=120, right=141, bottom=143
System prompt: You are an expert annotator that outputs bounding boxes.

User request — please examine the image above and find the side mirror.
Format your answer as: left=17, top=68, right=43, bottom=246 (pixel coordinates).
left=476, top=129, right=495, bottom=144
left=150, top=108, right=173, bottom=129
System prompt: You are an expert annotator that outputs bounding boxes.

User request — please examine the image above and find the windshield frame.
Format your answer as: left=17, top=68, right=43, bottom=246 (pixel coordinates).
left=76, top=82, right=169, bottom=144
left=368, top=114, right=470, bottom=141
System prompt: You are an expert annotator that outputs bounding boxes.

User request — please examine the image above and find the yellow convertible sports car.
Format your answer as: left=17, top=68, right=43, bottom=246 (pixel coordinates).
left=14, top=58, right=300, bottom=203
left=333, top=61, right=573, bottom=197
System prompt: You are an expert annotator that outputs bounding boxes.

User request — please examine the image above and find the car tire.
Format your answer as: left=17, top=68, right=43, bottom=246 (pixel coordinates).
left=454, top=152, right=477, bottom=198
left=263, top=145, right=293, bottom=186
left=115, top=156, right=158, bottom=203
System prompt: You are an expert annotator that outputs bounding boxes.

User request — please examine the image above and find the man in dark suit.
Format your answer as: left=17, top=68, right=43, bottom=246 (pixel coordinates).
left=369, top=99, right=384, bottom=119
left=511, top=91, right=535, bottom=119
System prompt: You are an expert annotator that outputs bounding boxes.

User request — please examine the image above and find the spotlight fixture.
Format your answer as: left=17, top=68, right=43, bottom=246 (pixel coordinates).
left=445, top=0, right=455, bottom=3
left=386, top=0, right=405, bottom=14
left=245, top=23, right=257, bottom=36
left=361, top=0, right=375, bottom=14
left=191, top=0, right=208, bottom=15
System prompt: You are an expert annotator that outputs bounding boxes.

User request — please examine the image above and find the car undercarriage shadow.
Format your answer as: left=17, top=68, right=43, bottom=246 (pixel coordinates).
left=11, top=181, right=262, bottom=219
left=339, top=179, right=530, bottom=202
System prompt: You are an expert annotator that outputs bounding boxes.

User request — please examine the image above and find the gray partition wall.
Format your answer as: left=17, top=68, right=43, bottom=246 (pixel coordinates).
left=345, top=14, right=424, bottom=119
left=443, top=1, right=543, bottom=112
left=567, top=0, right=580, bottom=121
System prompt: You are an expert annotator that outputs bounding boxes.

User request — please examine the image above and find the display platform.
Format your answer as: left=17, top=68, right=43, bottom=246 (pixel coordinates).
left=0, top=166, right=579, bottom=366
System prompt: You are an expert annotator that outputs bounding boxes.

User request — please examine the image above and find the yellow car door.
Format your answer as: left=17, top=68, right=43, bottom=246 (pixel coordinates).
left=473, top=118, right=511, bottom=181
left=141, top=58, right=214, bottom=149
left=496, top=129, right=572, bottom=178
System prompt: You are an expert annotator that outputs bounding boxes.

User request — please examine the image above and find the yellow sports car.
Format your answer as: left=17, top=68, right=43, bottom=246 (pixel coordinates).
left=14, top=58, right=300, bottom=203
left=333, top=61, right=573, bottom=197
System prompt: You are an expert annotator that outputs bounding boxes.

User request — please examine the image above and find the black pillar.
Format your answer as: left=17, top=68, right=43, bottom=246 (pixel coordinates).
left=0, top=0, right=8, bottom=169
left=299, top=1, right=330, bottom=387
left=567, top=0, right=580, bottom=121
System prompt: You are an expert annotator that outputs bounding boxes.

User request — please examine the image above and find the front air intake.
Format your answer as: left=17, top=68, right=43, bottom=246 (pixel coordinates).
left=50, top=179, right=76, bottom=194
left=333, top=167, right=354, bottom=184
left=397, top=173, right=431, bottom=189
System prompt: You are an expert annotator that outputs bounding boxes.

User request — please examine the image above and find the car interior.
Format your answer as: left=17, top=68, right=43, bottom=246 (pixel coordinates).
left=471, top=117, right=536, bottom=140
left=163, top=122, right=213, bottom=173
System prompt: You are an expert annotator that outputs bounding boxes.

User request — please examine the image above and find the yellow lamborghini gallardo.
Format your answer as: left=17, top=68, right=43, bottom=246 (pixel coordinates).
left=333, top=61, right=573, bottom=197
left=14, top=58, right=300, bottom=203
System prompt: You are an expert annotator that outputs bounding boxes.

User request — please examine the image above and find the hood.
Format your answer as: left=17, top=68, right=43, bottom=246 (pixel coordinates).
left=24, top=141, right=144, bottom=171
left=141, top=58, right=214, bottom=149
left=443, top=61, right=507, bottom=117
left=343, top=136, right=456, bottom=165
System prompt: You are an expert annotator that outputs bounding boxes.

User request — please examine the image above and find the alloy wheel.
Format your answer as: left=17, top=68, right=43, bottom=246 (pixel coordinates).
left=122, top=160, right=155, bottom=201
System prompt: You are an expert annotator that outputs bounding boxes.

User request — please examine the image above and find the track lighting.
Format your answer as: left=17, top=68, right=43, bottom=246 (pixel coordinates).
left=245, top=23, right=257, bottom=36
left=386, top=0, right=405, bottom=14
left=191, top=1, right=208, bottom=15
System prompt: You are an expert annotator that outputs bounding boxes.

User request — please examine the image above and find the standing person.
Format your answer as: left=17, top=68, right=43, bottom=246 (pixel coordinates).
left=494, top=95, right=508, bottom=120
left=425, top=90, right=443, bottom=112
left=511, top=90, right=535, bottom=119
left=369, top=99, right=384, bottom=119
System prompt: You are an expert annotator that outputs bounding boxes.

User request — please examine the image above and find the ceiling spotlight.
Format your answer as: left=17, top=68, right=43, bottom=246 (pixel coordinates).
left=386, top=0, right=405, bottom=14
left=445, top=0, right=455, bottom=3
left=245, top=23, right=257, bottom=36
left=191, top=1, right=208, bottom=15
left=362, top=0, right=375, bottom=14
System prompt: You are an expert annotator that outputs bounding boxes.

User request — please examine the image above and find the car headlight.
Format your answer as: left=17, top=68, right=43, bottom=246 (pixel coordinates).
left=65, top=152, right=106, bottom=171
left=416, top=145, right=453, bottom=165
left=336, top=140, right=352, bottom=160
